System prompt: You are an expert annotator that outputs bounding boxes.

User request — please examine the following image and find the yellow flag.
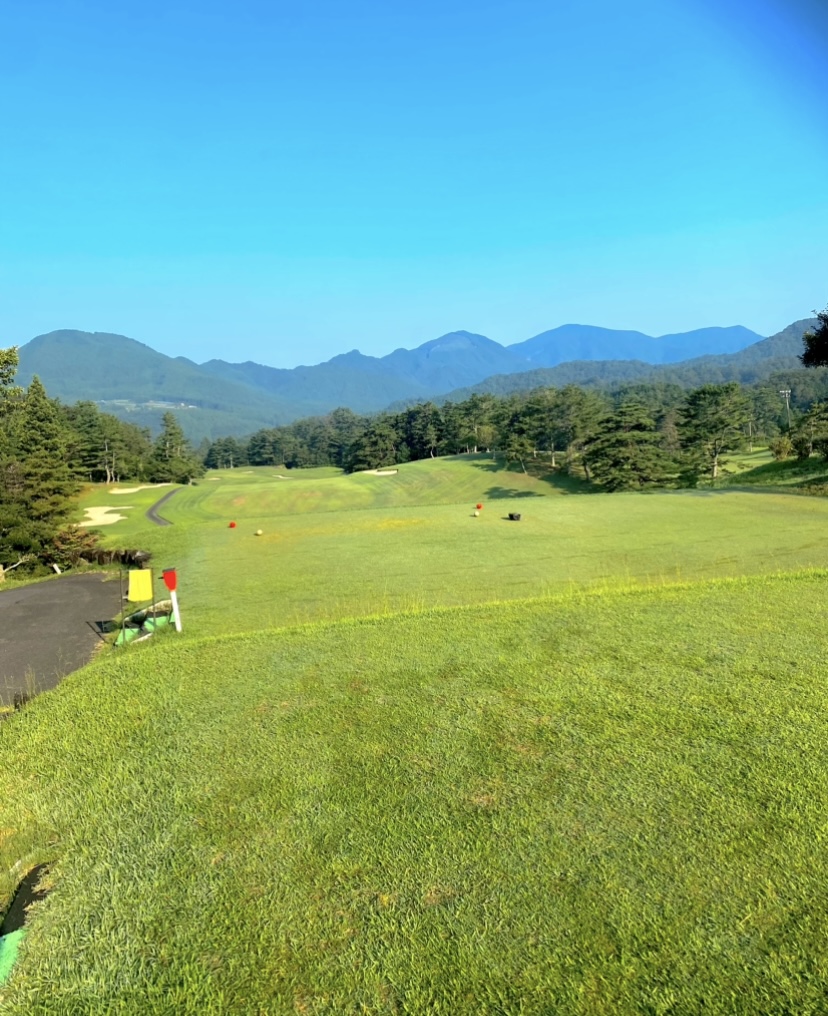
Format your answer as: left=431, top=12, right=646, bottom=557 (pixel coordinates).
left=127, top=569, right=153, bottom=603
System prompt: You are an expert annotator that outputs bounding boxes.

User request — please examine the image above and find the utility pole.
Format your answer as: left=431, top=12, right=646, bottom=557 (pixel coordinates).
left=779, top=389, right=792, bottom=430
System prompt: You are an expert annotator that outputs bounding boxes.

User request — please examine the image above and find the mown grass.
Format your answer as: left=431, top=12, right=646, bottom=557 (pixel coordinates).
left=72, top=482, right=182, bottom=542
left=2, top=574, right=828, bottom=1013
left=76, top=456, right=828, bottom=636
left=5, top=456, right=828, bottom=1012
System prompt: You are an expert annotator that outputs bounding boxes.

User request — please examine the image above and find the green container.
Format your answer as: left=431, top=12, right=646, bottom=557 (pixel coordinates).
left=0, top=928, right=25, bottom=985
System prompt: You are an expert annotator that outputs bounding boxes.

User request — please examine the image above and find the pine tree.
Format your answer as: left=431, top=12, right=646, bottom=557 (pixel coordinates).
left=149, top=412, right=204, bottom=483
left=800, top=306, right=828, bottom=367
left=0, top=376, right=78, bottom=570
left=588, top=397, right=673, bottom=491
left=679, top=383, right=750, bottom=481
left=346, top=419, right=399, bottom=471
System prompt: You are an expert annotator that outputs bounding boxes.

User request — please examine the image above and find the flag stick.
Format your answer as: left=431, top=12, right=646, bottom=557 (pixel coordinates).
left=170, top=590, right=182, bottom=632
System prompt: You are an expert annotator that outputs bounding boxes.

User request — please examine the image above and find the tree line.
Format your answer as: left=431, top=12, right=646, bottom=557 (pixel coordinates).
left=0, top=347, right=203, bottom=576
left=205, top=311, right=828, bottom=486
left=203, top=382, right=784, bottom=485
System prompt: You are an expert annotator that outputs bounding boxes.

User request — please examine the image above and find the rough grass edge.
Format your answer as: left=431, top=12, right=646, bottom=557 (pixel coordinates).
left=65, top=566, right=828, bottom=662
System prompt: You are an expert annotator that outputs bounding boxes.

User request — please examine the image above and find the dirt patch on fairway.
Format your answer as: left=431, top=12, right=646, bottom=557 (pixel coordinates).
left=108, top=484, right=171, bottom=495
left=232, top=496, right=247, bottom=506
left=79, top=505, right=133, bottom=527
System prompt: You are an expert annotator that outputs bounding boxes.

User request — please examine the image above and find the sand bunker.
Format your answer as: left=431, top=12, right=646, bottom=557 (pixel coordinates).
left=208, top=476, right=221, bottom=481
left=273, top=474, right=291, bottom=479
left=362, top=469, right=399, bottom=476
left=109, top=483, right=172, bottom=495
left=79, top=505, right=133, bottom=527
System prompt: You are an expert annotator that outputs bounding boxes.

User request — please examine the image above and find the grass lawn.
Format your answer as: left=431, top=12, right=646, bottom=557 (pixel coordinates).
left=3, top=456, right=828, bottom=1013
left=2, top=575, right=828, bottom=1013
left=72, top=482, right=182, bottom=539
left=76, top=456, right=828, bottom=635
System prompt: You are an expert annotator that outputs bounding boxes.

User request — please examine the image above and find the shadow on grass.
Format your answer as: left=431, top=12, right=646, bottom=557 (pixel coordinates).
left=464, top=456, right=596, bottom=495
left=484, top=487, right=543, bottom=499
left=726, top=455, right=828, bottom=487
left=0, top=864, right=51, bottom=936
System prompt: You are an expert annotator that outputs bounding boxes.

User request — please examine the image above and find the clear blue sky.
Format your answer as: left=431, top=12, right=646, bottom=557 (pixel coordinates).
left=2, top=0, right=826, bottom=367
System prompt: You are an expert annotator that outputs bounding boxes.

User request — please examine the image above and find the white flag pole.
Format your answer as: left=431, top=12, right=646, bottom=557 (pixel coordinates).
left=170, top=589, right=182, bottom=632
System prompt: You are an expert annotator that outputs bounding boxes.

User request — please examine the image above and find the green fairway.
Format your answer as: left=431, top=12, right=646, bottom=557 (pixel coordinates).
left=4, top=456, right=828, bottom=1013
left=72, top=482, right=180, bottom=540
left=78, top=456, right=828, bottom=634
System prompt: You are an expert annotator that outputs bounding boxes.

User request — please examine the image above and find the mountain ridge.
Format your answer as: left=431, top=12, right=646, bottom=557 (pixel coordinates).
left=508, top=324, right=763, bottom=366
left=14, top=320, right=805, bottom=440
left=417, top=319, right=817, bottom=406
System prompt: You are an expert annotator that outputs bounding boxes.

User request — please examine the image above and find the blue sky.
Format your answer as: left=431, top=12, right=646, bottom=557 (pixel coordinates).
left=1, top=0, right=826, bottom=367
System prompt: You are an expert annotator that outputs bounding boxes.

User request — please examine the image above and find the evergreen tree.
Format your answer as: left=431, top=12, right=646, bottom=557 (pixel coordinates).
left=404, top=402, right=442, bottom=459
left=523, top=388, right=562, bottom=464
left=792, top=402, right=828, bottom=460
left=502, top=433, right=534, bottom=473
left=800, top=305, right=828, bottom=368
left=458, top=394, right=496, bottom=452
left=678, top=383, right=750, bottom=481
left=149, top=412, right=204, bottom=483
left=247, top=428, right=281, bottom=465
left=0, top=347, right=23, bottom=461
left=555, top=386, right=610, bottom=480
left=205, top=436, right=248, bottom=469
left=0, top=376, right=78, bottom=570
left=346, top=418, right=399, bottom=471
left=588, top=397, right=673, bottom=491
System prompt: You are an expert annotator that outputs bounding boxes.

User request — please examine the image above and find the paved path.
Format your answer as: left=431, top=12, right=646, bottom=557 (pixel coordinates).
left=0, top=574, right=120, bottom=706
left=146, top=488, right=181, bottom=526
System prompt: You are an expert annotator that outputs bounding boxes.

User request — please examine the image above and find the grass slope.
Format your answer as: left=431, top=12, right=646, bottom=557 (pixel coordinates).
left=2, top=575, right=828, bottom=1013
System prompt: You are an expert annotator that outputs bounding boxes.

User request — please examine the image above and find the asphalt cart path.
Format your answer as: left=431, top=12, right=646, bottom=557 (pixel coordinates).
left=0, top=574, right=120, bottom=706
left=146, top=488, right=181, bottom=526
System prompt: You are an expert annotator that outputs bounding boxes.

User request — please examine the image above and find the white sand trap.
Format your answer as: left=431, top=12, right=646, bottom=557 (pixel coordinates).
left=109, top=483, right=172, bottom=494
left=273, top=474, right=291, bottom=479
left=362, top=468, right=399, bottom=476
left=79, top=505, right=134, bottom=527
left=208, top=476, right=222, bottom=481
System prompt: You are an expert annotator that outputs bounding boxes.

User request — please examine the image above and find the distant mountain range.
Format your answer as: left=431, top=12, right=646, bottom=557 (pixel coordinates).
left=14, top=321, right=814, bottom=441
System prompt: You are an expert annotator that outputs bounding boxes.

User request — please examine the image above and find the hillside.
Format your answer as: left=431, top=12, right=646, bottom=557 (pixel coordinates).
left=13, top=320, right=809, bottom=439
left=15, top=331, right=290, bottom=442
left=508, top=323, right=763, bottom=366
left=432, top=318, right=817, bottom=403
left=199, top=331, right=527, bottom=412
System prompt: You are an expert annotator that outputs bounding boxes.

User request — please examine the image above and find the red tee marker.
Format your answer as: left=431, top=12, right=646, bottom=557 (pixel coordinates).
left=229, top=521, right=236, bottom=528
left=476, top=503, right=483, bottom=510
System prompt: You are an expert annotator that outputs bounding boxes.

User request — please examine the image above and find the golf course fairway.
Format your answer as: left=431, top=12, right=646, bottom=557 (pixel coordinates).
left=1, top=456, right=827, bottom=1014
